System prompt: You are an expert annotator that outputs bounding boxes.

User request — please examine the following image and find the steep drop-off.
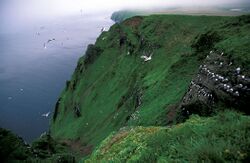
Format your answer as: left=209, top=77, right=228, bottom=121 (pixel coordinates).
left=1, top=14, right=250, bottom=162
left=50, top=14, right=250, bottom=161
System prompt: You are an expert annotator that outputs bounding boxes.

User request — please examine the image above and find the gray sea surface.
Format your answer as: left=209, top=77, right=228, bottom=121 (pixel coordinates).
left=0, top=13, right=113, bottom=142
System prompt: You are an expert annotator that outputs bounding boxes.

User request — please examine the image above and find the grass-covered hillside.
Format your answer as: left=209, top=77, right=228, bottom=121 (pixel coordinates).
left=87, top=111, right=250, bottom=162
left=50, top=14, right=250, bottom=161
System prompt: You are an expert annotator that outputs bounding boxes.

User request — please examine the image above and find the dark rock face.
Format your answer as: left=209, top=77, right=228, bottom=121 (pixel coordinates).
left=119, top=35, right=127, bottom=47
left=192, top=31, right=221, bottom=55
left=53, top=98, right=62, bottom=121
left=177, top=51, right=250, bottom=121
left=135, top=89, right=143, bottom=109
left=74, top=106, right=81, bottom=118
left=84, top=44, right=103, bottom=68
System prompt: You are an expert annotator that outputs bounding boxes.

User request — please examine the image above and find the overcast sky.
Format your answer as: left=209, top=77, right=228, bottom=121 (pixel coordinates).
left=0, top=0, right=249, bottom=33
left=1, top=0, right=249, bottom=17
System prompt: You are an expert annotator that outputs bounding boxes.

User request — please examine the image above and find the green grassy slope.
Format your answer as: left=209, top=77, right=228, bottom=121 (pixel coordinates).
left=86, top=111, right=250, bottom=162
left=50, top=14, right=250, bottom=159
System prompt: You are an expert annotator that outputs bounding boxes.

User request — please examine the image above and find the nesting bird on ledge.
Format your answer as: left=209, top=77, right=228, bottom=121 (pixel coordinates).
left=141, top=52, right=153, bottom=62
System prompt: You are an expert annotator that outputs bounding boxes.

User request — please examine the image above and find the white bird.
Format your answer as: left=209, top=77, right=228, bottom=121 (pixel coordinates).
left=234, top=91, right=240, bottom=96
left=40, top=132, right=47, bottom=138
left=141, top=53, right=153, bottom=62
left=43, top=43, right=47, bottom=49
left=236, top=67, right=241, bottom=74
left=47, top=38, right=55, bottom=43
left=42, top=112, right=50, bottom=117
left=101, top=27, right=106, bottom=32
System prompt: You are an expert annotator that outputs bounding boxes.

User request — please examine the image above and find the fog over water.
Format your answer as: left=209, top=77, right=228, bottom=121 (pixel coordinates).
left=1, top=0, right=249, bottom=33
left=0, top=0, right=249, bottom=142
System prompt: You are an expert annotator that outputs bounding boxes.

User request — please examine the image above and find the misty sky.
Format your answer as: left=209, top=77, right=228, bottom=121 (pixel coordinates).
left=0, top=0, right=249, bottom=33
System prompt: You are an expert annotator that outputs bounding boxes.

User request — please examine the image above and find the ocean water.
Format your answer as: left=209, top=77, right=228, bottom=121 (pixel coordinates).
left=0, top=13, right=113, bottom=142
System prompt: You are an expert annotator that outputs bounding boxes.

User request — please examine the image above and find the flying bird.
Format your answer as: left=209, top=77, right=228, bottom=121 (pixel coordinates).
left=47, top=38, right=56, bottom=43
left=42, top=112, right=50, bottom=117
left=101, top=27, right=106, bottom=32
left=43, top=43, right=47, bottom=49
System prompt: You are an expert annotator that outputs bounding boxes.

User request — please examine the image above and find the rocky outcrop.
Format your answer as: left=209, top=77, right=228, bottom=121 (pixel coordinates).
left=177, top=50, right=250, bottom=121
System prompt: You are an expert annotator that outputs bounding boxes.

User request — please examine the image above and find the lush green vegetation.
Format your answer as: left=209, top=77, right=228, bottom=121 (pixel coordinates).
left=87, top=111, right=250, bottom=162
left=0, top=128, right=76, bottom=162
left=50, top=14, right=250, bottom=161
left=2, top=14, right=249, bottom=162
left=0, top=128, right=31, bottom=162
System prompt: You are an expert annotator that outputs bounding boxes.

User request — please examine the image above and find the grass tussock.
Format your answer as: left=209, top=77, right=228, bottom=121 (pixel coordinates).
left=87, top=111, right=250, bottom=162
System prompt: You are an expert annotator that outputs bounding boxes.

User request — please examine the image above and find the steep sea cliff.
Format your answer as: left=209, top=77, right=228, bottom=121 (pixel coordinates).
left=1, top=14, right=250, bottom=162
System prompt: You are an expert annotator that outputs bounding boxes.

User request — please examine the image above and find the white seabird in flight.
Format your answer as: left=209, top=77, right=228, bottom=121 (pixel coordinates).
left=42, top=112, right=50, bottom=118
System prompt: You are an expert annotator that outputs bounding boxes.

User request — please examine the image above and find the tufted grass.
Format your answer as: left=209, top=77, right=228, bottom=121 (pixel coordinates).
left=87, top=111, right=250, bottom=162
